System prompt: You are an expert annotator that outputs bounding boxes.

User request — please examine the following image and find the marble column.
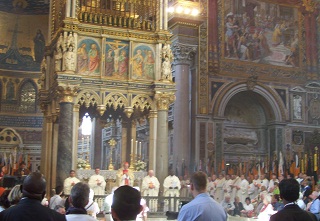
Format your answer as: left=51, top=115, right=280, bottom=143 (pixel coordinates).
left=155, top=92, right=175, bottom=195
left=56, top=86, right=78, bottom=186
left=172, top=43, right=197, bottom=175
left=72, top=104, right=80, bottom=169
left=148, top=110, right=157, bottom=171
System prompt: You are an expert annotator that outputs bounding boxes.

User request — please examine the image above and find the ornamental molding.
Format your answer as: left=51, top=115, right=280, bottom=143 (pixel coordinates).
left=172, top=42, right=197, bottom=66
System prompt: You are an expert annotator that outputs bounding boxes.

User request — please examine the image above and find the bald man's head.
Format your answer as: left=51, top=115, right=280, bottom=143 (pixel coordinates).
left=22, top=172, right=46, bottom=200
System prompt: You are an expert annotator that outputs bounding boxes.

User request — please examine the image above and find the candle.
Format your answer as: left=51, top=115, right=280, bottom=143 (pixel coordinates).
left=131, top=139, right=133, bottom=154
left=135, top=140, right=138, bottom=155
left=139, top=142, right=142, bottom=156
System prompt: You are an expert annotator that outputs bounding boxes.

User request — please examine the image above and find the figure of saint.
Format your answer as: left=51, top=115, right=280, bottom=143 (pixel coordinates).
left=55, top=43, right=63, bottom=71
left=132, top=49, right=144, bottom=77
left=77, top=43, right=88, bottom=73
left=116, top=162, right=134, bottom=186
left=105, top=49, right=114, bottom=76
left=143, top=50, right=155, bottom=79
left=33, top=29, right=46, bottom=63
left=88, top=43, right=100, bottom=73
left=161, top=56, right=172, bottom=80
left=225, top=14, right=238, bottom=57
left=272, top=24, right=282, bottom=46
left=293, top=95, right=302, bottom=119
left=118, top=50, right=128, bottom=76
left=63, top=46, right=75, bottom=71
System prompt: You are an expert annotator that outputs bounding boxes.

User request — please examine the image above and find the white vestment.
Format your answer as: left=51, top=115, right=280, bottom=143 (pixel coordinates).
left=63, top=177, right=80, bottom=195
left=215, top=178, right=225, bottom=203
left=88, top=174, right=106, bottom=195
left=163, top=175, right=181, bottom=197
left=142, top=175, right=160, bottom=196
left=237, top=179, right=249, bottom=204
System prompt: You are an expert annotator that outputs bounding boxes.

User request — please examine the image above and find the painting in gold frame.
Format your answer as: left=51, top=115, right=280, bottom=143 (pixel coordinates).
left=221, top=0, right=302, bottom=68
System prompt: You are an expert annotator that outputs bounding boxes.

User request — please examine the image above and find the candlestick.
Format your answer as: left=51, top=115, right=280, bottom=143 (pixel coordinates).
left=135, top=140, right=138, bottom=155
left=314, top=147, right=318, bottom=172
left=139, top=142, right=142, bottom=156
left=131, top=139, right=133, bottom=154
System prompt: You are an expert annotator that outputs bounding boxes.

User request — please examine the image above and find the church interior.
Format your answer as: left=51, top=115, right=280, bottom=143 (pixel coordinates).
left=0, top=0, right=320, bottom=213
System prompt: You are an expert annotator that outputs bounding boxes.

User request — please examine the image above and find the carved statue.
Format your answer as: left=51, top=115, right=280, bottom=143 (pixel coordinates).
left=161, top=56, right=172, bottom=81
left=63, top=46, right=75, bottom=71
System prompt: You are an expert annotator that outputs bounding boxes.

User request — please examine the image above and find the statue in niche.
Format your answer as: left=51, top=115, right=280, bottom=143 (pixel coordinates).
left=293, top=94, right=302, bottom=120
left=63, top=45, right=75, bottom=71
left=161, top=44, right=173, bottom=81
left=161, top=56, right=172, bottom=81
left=55, top=33, right=64, bottom=71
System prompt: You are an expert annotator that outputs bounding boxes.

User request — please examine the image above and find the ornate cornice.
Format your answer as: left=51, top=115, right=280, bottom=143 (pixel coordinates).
left=154, top=91, right=176, bottom=111
left=172, top=42, right=197, bottom=66
left=57, top=85, right=79, bottom=103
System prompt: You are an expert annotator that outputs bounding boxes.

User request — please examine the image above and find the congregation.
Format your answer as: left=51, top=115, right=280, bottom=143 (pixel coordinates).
left=1, top=161, right=320, bottom=221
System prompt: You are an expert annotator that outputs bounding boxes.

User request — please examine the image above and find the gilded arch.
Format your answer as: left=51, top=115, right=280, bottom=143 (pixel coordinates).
left=211, top=82, right=287, bottom=122
left=104, top=92, right=128, bottom=110
left=76, top=89, right=102, bottom=108
left=132, top=94, right=155, bottom=111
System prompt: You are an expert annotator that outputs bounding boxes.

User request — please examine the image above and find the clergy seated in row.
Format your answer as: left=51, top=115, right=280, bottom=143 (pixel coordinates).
left=88, top=167, right=106, bottom=195
left=64, top=170, right=80, bottom=195
left=116, top=162, right=134, bottom=186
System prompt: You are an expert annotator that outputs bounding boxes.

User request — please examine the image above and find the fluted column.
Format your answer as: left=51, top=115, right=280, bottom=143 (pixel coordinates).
left=56, top=85, right=78, bottom=186
left=155, top=91, right=175, bottom=195
left=148, top=110, right=157, bottom=171
left=172, top=43, right=197, bottom=175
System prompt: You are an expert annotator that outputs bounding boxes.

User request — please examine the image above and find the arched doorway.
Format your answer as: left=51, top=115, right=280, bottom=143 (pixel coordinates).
left=223, top=91, right=274, bottom=166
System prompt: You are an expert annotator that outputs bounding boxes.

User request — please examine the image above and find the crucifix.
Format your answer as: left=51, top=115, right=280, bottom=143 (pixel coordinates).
left=108, top=138, right=117, bottom=170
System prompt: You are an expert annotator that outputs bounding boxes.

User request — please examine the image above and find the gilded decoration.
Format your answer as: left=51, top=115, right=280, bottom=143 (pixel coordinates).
left=154, top=91, right=175, bottom=111
left=218, top=0, right=307, bottom=81
left=57, top=85, right=79, bottom=103
left=77, top=90, right=102, bottom=108
left=199, top=20, right=209, bottom=114
left=302, top=0, right=318, bottom=13
left=132, top=94, right=155, bottom=111
left=104, top=92, right=128, bottom=110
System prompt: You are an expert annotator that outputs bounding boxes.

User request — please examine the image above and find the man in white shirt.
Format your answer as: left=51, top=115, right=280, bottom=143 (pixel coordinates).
left=223, top=174, right=233, bottom=201
left=88, top=167, right=106, bottom=195
left=64, top=170, right=80, bottom=195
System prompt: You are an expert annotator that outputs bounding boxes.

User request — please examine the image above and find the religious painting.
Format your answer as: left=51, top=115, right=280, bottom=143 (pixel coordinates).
left=223, top=0, right=300, bottom=68
left=131, top=44, right=155, bottom=80
left=77, top=38, right=101, bottom=76
left=0, top=11, right=48, bottom=71
left=104, top=39, right=129, bottom=79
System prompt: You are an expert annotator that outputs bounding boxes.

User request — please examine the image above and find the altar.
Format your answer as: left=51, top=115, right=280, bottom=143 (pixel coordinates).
left=76, top=169, right=147, bottom=193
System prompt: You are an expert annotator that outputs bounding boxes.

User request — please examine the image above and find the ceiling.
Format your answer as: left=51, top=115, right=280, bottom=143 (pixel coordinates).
left=0, top=0, right=49, bottom=15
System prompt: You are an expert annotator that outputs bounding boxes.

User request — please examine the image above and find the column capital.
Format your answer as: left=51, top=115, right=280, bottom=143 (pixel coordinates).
left=155, top=91, right=175, bottom=111
left=172, top=42, right=197, bottom=66
left=57, top=85, right=79, bottom=103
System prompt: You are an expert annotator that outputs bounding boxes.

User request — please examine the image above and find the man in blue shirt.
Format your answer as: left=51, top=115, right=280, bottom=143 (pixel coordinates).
left=178, top=171, right=227, bottom=221
left=309, top=191, right=320, bottom=220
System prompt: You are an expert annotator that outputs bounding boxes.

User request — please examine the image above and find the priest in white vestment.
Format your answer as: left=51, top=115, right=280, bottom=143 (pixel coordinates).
left=215, top=174, right=225, bottom=203
left=88, top=168, right=106, bottom=195
left=116, top=162, right=135, bottom=186
left=235, top=174, right=249, bottom=204
left=142, top=170, right=160, bottom=196
left=63, top=170, right=80, bottom=195
left=163, top=170, right=181, bottom=211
